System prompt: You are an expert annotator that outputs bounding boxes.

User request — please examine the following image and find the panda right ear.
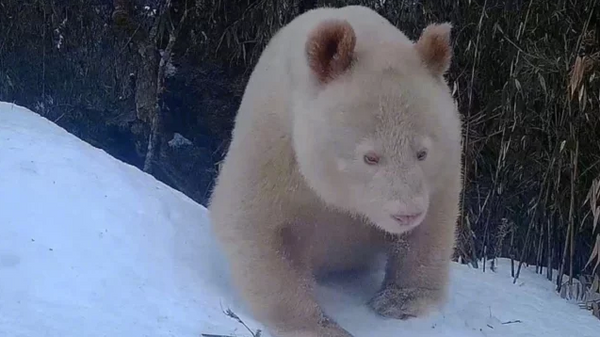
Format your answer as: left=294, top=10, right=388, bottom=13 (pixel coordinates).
left=305, top=19, right=356, bottom=85
left=415, top=22, right=453, bottom=77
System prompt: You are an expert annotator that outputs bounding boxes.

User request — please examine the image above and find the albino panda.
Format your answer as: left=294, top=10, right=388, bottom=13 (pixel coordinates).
left=208, top=5, right=463, bottom=337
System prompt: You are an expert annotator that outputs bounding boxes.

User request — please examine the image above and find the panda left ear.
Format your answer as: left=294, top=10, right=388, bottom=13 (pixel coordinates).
left=305, top=19, right=356, bottom=85
left=415, top=22, right=453, bottom=77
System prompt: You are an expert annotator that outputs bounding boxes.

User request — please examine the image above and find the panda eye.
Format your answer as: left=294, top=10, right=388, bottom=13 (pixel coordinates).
left=416, top=149, right=428, bottom=161
left=363, top=152, right=380, bottom=165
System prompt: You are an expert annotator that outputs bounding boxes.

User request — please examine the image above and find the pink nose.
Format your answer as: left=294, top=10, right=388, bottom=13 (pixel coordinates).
left=391, top=213, right=423, bottom=226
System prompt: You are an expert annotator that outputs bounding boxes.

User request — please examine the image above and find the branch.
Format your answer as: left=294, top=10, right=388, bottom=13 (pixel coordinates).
left=157, top=3, right=189, bottom=95
left=144, top=1, right=189, bottom=173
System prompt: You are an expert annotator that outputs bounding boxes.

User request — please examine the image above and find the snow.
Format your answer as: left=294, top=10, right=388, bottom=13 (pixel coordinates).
left=168, top=132, right=193, bottom=148
left=0, top=101, right=599, bottom=337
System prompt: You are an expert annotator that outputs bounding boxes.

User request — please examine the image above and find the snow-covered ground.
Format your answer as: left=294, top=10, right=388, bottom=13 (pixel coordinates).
left=1, top=101, right=599, bottom=337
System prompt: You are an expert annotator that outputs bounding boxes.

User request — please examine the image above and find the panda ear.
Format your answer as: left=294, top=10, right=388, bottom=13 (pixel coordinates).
left=415, top=22, right=453, bottom=77
left=305, top=19, right=356, bottom=85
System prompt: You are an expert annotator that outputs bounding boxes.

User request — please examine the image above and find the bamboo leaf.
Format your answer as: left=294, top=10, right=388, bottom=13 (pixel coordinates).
left=538, top=72, right=547, bottom=96
left=560, top=140, right=567, bottom=153
left=594, top=206, right=600, bottom=233
left=584, top=235, right=600, bottom=271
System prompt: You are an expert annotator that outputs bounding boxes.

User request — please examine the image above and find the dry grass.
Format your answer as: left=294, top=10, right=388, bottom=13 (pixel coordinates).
left=201, top=307, right=263, bottom=337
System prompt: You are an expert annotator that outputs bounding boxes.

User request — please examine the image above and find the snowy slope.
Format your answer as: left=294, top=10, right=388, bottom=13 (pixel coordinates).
left=0, top=101, right=599, bottom=337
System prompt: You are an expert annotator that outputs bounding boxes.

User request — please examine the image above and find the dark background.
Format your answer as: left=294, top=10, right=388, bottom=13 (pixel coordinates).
left=1, top=0, right=599, bottom=310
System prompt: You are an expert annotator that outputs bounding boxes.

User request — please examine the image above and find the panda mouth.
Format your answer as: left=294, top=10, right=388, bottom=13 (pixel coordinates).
left=390, top=212, right=424, bottom=227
